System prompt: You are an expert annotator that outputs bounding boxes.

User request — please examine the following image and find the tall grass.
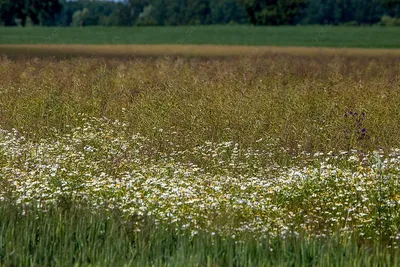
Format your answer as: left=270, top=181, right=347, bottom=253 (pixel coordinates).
left=0, top=203, right=398, bottom=267
left=0, top=54, right=399, bottom=154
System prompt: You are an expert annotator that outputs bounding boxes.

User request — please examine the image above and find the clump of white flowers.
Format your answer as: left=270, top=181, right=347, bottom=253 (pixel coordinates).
left=0, top=115, right=399, bottom=244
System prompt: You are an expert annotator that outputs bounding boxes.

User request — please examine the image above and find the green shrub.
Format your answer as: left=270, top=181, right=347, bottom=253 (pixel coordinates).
left=381, top=15, right=400, bottom=26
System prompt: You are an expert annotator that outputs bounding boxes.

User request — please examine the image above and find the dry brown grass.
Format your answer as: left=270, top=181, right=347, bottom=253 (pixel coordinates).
left=1, top=44, right=400, bottom=58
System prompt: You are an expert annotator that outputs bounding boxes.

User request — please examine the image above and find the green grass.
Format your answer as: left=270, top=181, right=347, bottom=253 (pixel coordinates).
left=0, top=25, right=399, bottom=48
left=0, top=203, right=398, bottom=267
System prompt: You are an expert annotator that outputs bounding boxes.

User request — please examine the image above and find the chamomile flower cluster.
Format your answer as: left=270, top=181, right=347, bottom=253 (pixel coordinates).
left=0, top=115, right=399, bottom=244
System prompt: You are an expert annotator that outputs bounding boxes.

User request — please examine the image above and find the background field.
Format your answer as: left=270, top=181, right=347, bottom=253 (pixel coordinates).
left=1, top=44, right=400, bottom=59
left=1, top=26, right=400, bottom=48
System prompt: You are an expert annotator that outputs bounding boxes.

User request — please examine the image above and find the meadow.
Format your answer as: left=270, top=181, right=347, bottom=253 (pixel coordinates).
left=0, top=53, right=400, bottom=266
left=0, top=25, right=400, bottom=48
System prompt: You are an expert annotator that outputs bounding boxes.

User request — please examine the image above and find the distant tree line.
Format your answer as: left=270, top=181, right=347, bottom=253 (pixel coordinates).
left=1, top=0, right=399, bottom=26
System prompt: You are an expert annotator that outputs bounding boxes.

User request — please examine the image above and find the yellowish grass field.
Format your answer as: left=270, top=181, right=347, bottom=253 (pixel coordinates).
left=1, top=52, right=400, bottom=153
left=1, top=44, right=400, bottom=58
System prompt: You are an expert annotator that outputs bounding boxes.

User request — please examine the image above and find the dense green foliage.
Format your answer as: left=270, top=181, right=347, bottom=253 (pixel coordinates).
left=240, top=0, right=307, bottom=25
left=1, top=25, right=400, bottom=47
left=0, top=0, right=62, bottom=26
left=0, top=0, right=399, bottom=27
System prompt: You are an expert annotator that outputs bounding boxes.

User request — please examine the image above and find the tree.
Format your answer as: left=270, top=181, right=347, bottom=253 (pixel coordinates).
left=210, top=0, right=248, bottom=24
left=149, top=0, right=168, bottom=25
left=71, top=8, right=90, bottom=27
left=1, top=0, right=28, bottom=26
left=29, top=0, right=62, bottom=26
left=136, top=5, right=157, bottom=25
left=241, top=0, right=306, bottom=25
left=381, top=0, right=400, bottom=17
left=0, top=0, right=61, bottom=26
left=0, top=0, right=16, bottom=25
left=164, top=0, right=188, bottom=25
left=303, top=0, right=387, bottom=25
left=186, top=0, right=212, bottom=24
left=382, top=0, right=400, bottom=8
left=240, top=0, right=307, bottom=25
left=127, top=0, right=150, bottom=25
left=100, top=3, right=131, bottom=26
left=353, top=0, right=385, bottom=24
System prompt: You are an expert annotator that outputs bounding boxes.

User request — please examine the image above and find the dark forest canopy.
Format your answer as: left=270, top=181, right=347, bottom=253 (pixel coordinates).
left=0, top=0, right=399, bottom=26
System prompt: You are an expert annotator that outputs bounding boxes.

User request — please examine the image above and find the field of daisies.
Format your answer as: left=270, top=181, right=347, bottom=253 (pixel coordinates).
left=1, top=55, right=400, bottom=265
left=1, top=114, right=400, bottom=240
